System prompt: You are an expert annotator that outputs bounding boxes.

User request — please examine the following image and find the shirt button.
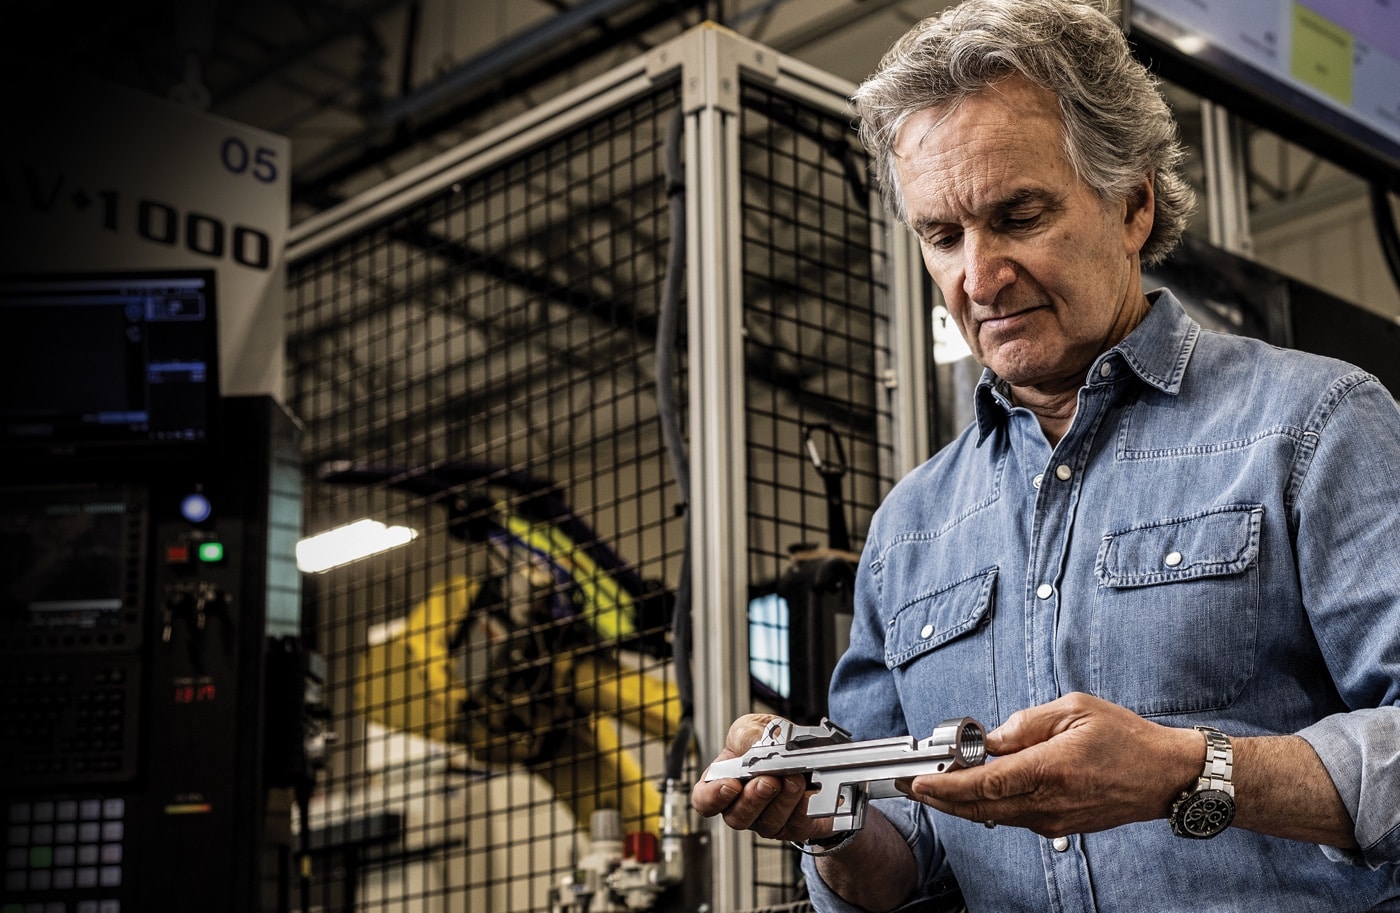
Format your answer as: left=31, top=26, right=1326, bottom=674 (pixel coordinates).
left=920, top=624, right=935, bottom=639
left=1036, top=583, right=1054, bottom=600
left=1032, top=473, right=1043, bottom=489
left=1055, top=464, right=1072, bottom=481
left=1052, top=836, right=1071, bottom=852
left=1099, top=362, right=1113, bottom=378
left=1164, top=551, right=1183, bottom=567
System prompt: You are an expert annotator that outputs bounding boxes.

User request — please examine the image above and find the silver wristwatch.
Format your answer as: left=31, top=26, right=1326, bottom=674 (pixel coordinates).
left=1168, top=725, right=1236, bottom=839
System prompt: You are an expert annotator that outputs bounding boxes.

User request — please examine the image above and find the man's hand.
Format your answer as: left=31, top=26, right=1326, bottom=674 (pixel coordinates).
left=690, top=713, right=836, bottom=843
left=692, top=713, right=921, bottom=912
left=900, top=692, right=1201, bottom=837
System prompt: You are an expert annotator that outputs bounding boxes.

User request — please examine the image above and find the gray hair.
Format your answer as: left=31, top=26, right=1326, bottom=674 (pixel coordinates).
left=853, top=0, right=1194, bottom=266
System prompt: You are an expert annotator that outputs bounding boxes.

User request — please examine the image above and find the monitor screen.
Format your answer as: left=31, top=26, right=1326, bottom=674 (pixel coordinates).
left=0, top=485, right=147, bottom=650
left=1128, top=0, right=1400, bottom=190
left=0, top=271, right=219, bottom=454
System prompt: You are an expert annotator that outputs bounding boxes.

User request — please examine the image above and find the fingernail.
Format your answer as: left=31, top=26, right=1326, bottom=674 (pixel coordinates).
left=754, top=778, right=779, bottom=799
left=719, top=784, right=738, bottom=801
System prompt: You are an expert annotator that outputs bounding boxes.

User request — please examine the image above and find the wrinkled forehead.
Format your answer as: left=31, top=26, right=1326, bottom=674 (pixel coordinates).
left=894, top=75, right=1063, bottom=152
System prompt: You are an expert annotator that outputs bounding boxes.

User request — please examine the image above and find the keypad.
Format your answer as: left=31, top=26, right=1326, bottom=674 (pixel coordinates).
left=4, top=797, right=125, bottom=913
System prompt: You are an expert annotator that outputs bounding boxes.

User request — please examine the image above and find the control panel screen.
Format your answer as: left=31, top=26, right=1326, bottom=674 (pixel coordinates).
left=0, top=487, right=146, bottom=650
left=0, top=271, right=219, bottom=454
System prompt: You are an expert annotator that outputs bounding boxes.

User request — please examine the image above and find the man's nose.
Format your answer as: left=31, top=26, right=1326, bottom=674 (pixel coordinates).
left=962, top=233, right=1016, bottom=305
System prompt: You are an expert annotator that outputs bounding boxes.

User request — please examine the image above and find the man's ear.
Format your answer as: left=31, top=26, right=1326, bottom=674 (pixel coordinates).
left=1123, top=174, right=1155, bottom=254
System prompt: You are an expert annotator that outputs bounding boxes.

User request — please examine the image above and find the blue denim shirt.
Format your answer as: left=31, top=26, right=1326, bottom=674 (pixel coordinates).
left=803, top=290, right=1400, bottom=912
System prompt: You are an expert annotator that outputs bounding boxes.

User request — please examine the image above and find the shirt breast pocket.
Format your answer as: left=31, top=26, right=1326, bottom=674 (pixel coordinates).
left=883, top=567, right=998, bottom=724
left=1092, top=505, right=1263, bottom=717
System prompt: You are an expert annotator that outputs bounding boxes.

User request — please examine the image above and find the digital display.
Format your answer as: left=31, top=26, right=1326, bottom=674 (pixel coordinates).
left=0, top=487, right=145, bottom=647
left=1129, top=0, right=1400, bottom=189
left=0, top=271, right=219, bottom=453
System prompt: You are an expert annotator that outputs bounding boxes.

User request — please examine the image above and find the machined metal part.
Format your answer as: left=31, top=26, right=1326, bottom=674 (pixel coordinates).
left=705, top=716, right=986, bottom=831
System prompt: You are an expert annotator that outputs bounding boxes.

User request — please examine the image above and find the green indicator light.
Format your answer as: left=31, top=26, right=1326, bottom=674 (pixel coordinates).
left=198, top=541, right=225, bottom=563
left=30, top=845, right=53, bottom=868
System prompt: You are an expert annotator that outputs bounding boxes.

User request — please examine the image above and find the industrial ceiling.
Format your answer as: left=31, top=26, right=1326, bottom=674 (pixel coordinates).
left=11, top=0, right=969, bottom=225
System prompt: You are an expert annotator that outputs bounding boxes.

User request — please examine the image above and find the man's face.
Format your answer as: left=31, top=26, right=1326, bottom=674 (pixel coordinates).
left=893, top=76, right=1154, bottom=396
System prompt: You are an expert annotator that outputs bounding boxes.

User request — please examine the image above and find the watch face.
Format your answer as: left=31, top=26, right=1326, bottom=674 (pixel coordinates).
left=1173, top=788, right=1236, bottom=839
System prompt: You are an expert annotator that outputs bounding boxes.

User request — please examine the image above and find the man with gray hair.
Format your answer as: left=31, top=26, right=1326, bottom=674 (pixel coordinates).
left=692, top=0, right=1400, bottom=909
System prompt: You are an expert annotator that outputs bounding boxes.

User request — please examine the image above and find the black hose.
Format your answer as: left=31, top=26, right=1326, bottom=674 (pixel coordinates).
left=657, top=104, right=699, bottom=777
left=1370, top=184, right=1400, bottom=299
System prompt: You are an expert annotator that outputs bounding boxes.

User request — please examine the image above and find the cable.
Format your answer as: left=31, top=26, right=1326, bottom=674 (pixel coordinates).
left=1370, top=184, right=1400, bottom=299
left=657, top=104, right=698, bottom=778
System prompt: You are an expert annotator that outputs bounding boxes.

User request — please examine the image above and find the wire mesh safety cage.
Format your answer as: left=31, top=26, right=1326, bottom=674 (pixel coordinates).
left=285, top=26, right=923, bottom=913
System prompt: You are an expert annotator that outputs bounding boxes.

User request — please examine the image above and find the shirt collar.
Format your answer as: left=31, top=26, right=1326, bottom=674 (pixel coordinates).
left=972, top=287, right=1200, bottom=444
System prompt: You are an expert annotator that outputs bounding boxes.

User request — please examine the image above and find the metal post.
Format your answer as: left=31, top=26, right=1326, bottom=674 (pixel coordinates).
left=681, top=26, right=759, bottom=913
left=1201, top=99, right=1254, bottom=256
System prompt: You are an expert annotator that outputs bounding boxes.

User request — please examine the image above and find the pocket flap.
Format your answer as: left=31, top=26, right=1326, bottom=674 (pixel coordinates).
left=1097, top=505, right=1263, bottom=589
left=885, top=567, right=997, bottom=668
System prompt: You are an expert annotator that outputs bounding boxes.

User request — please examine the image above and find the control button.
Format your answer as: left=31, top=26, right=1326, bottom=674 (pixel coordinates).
left=76, top=866, right=98, bottom=888
left=100, top=865, right=121, bottom=887
left=102, top=798, right=125, bottom=819
left=181, top=493, right=213, bottom=524
left=79, top=799, right=101, bottom=821
left=197, top=541, right=225, bottom=564
left=1036, top=583, right=1054, bottom=600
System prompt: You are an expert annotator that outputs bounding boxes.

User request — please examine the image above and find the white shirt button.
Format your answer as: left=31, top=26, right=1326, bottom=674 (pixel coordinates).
left=1036, top=583, right=1054, bottom=600
left=1052, top=836, right=1071, bottom=852
left=920, top=623, right=935, bottom=639
left=1164, top=551, right=1183, bottom=567
left=1032, top=473, right=1043, bottom=489
left=1099, top=362, right=1113, bottom=378
left=1055, top=464, right=1072, bottom=481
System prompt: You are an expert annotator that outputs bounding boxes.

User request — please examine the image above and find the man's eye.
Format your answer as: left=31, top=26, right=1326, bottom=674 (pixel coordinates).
left=926, top=232, right=961, bottom=251
left=1001, top=214, right=1039, bottom=231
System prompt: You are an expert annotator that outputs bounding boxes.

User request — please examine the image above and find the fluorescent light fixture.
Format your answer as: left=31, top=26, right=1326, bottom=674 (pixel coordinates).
left=296, top=518, right=418, bottom=573
left=1172, top=34, right=1207, bottom=56
left=932, top=305, right=973, bottom=364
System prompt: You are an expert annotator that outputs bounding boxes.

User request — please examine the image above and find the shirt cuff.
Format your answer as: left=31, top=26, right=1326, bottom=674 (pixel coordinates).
left=1298, top=706, right=1400, bottom=867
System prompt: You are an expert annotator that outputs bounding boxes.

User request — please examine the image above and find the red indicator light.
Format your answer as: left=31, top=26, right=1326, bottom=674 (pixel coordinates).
left=166, top=545, right=190, bottom=564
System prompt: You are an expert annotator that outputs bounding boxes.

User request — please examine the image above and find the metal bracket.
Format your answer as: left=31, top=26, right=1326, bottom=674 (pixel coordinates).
left=646, top=23, right=781, bottom=115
